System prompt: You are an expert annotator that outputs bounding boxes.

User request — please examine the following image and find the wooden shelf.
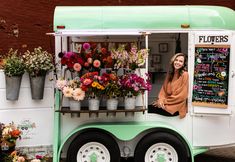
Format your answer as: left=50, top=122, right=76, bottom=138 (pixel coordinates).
left=56, top=106, right=147, bottom=117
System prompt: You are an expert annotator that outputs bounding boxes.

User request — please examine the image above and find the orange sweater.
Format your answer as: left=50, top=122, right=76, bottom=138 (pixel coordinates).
left=158, top=71, right=189, bottom=118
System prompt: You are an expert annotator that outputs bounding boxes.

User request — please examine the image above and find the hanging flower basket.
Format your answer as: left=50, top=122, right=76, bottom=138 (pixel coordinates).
left=5, top=75, right=23, bottom=101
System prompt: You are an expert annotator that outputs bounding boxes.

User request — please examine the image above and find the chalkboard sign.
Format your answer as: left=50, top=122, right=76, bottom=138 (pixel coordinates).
left=192, top=45, right=230, bottom=108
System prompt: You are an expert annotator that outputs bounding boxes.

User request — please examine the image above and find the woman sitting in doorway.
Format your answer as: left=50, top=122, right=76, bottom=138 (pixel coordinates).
left=152, top=53, right=189, bottom=119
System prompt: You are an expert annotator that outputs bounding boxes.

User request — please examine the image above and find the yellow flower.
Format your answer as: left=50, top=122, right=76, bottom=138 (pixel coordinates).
left=92, top=81, right=98, bottom=87
left=96, top=84, right=104, bottom=90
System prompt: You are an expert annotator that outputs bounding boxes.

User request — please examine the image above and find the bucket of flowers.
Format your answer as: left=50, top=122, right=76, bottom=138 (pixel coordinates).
left=119, top=73, right=152, bottom=110
left=23, top=46, right=54, bottom=100
left=56, top=77, right=85, bottom=111
left=80, top=71, right=106, bottom=111
left=102, top=72, right=121, bottom=111
left=0, top=122, right=21, bottom=159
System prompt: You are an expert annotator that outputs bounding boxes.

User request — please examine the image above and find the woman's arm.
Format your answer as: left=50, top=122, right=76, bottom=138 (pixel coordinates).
left=165, top=72, right=189, bottom=105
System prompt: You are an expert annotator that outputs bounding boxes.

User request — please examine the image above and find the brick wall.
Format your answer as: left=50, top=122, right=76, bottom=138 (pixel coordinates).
left=0, top=0, right=234, bottom=55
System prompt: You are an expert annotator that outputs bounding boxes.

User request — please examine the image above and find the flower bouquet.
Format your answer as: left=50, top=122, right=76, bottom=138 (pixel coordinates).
left=80, top=71, right=106, bottom=110
left=102, top=72, right=121, bottom=110
left=23, top=47, right=54, bottom=77
left=1, top=122, right=21, bottom=154
left=120, top=73, right=152, bottom=110
left=56, top=77, right=85, bottom=110
left=59, top=42, right=113, bottom=77
left=111, top=43, right=149, bottom=70
left=3, top=48, right=25, bottom=77
left=3, top=48, right=25, bottom=100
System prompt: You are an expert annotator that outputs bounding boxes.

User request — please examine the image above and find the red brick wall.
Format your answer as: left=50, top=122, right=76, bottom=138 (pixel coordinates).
left=0, top=0, right=234, bottom=55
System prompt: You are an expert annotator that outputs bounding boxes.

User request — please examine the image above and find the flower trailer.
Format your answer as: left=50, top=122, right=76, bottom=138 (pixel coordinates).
left=51, top=6, right=235, bottom=162
left=1, top=5, right=235, bottom=162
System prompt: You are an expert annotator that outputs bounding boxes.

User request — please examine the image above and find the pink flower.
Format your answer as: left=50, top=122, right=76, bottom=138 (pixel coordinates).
left=87, top=57, right=93, bottom=64
left=56, top=79, right=67, bottom=90
left=134, top=86, right=139, bottom=92
left=73, top=63, right=82, bottom=72
left=64, top=52, right=74, bottom=58
left=83, top=43, right=91, bottom=50
left=83, top=78, right=92, bottom=85
left=93, top=59, right=101, bottom=68
left=84, top=62, right=90, bottom=67
left=73, top=88, right=85, bottom=101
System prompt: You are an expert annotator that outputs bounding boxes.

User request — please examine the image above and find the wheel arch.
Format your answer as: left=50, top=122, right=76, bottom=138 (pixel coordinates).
left=135, top=128, right=193, bottom=161
left=58, top=122, right=193, bottom=160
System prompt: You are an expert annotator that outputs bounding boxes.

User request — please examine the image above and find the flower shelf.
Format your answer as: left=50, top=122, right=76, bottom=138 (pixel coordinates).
left=56, top=106, right=147, bottom=117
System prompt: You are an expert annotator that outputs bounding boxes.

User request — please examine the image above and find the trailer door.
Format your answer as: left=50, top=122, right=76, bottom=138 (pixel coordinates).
left=190, top=31, right=235, bottom=146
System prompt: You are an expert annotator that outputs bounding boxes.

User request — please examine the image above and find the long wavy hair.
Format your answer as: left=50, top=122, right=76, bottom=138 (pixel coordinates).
left=168, top=53, right=187, bottom=82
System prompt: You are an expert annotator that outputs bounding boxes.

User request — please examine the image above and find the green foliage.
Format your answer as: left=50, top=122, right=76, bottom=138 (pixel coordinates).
left=3, top=49, right=25, bottom=77
left=104, top=82, right=121, bottom=98
left=23, top=47, right=54, bottom=77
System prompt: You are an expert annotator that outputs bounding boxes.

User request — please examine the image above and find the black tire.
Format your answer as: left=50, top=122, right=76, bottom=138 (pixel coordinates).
left=66, top=131, right=120, bottom=162
left=134, top=132, right=189, bottom=162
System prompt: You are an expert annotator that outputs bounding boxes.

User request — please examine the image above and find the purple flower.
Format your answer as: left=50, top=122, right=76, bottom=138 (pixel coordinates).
left=83, top=43, right=91, bottom=50
left=64, top=52, right=74, bottom=58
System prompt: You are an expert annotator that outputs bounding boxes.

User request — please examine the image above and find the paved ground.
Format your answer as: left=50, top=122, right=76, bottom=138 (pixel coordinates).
left=195, top=146, right=235, bottom=162
left=121, top=146, right=235, bottom=162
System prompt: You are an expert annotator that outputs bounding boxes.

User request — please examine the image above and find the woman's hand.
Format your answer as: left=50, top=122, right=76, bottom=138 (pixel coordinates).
left=152, top=100, right=165, bottom=109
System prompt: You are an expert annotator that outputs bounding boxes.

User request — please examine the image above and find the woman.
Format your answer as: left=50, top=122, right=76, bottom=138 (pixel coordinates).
left=152, top=53, right=189, bottom=118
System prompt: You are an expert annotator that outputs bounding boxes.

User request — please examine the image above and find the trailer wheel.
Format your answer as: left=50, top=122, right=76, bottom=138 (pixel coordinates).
left=134, top=132, right=189, bottom=162
left=66, top=131, right=120, bottom=162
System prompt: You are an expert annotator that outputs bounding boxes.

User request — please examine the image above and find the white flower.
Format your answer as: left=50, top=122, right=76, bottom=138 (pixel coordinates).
left=62, top=86, right=73, bottom=98
left=72, top=88, right=85, bottom=101
left=56, top=79, right=67, bottom=90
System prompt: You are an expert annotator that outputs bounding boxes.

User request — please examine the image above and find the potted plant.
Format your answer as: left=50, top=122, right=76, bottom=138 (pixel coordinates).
left=3, top=48, right=25, bottom=100
left=80, top=71, right=105, bottom=110
left=119, top=73, right=152, bottom=110
left=103, top=72, right=121, bottom=110
left=23, top=47, right=54, bottom=99
left=56, top=77, right=85, bottom=111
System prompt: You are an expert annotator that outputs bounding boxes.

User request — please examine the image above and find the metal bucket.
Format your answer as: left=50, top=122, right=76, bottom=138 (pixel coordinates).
left=29, top=75, right=46, bottom=100
left=5, top=75, right=22, bottom=101
left=106, top=98, right=118, bottom=110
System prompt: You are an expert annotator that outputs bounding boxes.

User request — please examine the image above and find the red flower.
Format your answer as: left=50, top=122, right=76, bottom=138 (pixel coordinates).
left=67, top=61, right=74, bottom=68
left=101, top=48, right=107, bottom=54
left=77, top=57, right=84, bottom=65
left=61, top=57, right=67, bottom=65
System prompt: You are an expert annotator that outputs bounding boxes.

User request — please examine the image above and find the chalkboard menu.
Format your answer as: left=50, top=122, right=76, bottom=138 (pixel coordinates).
left=192, top=45, right=230, bottom=108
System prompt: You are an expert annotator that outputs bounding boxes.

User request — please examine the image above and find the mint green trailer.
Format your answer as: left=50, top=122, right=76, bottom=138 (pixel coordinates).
left=53, top=6, right=235, bottom=162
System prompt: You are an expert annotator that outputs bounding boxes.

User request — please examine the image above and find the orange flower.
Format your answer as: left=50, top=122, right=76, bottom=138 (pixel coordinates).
left=11, top=129, right=21, bottom=137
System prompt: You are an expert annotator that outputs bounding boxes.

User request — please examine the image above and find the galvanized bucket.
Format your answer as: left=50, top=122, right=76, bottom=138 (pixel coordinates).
left=29, top=75, right=46, bottom=100
left=5, top=75, right=22, bottom=101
